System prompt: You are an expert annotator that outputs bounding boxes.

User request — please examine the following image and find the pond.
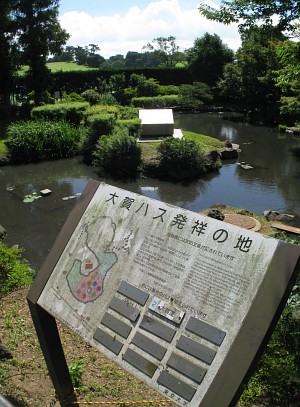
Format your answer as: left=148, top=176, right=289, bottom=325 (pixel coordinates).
left=1, top=112, right=300, bottom=269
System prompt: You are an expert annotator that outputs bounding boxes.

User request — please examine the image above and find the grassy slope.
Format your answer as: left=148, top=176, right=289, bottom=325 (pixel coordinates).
left=139, top=131, right=224, bottom=163
left=18, top=62, right=97, bottom=76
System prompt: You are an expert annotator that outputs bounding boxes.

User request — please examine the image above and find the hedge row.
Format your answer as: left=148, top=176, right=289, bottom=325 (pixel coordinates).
left=31, top=102, right=89, bottom=124
left=131, top=95, right=179, bottom=108
left=15, top=67, right=193, bottom=96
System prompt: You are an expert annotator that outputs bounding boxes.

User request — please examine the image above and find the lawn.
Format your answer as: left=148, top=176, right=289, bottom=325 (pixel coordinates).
left=139, top=131, right=224, bottom=163
left=18, top=62, right=97, bottom=76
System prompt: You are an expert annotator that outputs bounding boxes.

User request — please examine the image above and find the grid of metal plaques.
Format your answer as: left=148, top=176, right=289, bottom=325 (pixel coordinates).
left=93, top=280, right=226, bottom=403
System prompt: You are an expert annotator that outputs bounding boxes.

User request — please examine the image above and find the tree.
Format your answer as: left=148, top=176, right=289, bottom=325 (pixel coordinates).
left=143, top=36, right=180, bottom=67
left=178, top=82, right=213, bottom=108
left=187, top=33, right=234, bottom=85
left=199, top=0, right=300, bottom=34
left=0, top=0, right=19, bottom=107
left=273, top=39, right=300, bottom=123
left=234, top=26, right=283, bottom=123
left=74, top=46, right=88, bottom=65
left=49, top=45, right=75, bottom=62
left=17, top=0, right=69, bottom=105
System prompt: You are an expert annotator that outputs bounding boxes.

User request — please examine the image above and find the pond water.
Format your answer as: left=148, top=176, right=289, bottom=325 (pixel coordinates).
left=1, top=112, right=300, bottom=269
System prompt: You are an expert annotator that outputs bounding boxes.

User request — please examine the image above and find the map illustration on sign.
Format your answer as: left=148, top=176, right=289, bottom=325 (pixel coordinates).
left=66, top=216, right=118, bottom=303
left=36, top=181, right=300, bottom=407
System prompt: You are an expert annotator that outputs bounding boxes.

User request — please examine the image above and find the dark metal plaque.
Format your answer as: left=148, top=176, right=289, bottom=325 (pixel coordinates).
left=109, top=297, right=140, bottom=322
left=167, top=352, right=207, bottom=384
left=186, top=317, right=226, bottom=346
left=118, top=281, right=149, bottom=305
left=176, top=335, right=216, bottom=365
left=131, top=331, right=167, bottom=360
left=123, top=348, right=158, bottom=377
left=140, top=315, right=176, bottom=342
left=93, top=328, right=123, bottom=355
left=157, top=370, right=196, bottom=402
left=101, top=312, right=132, bottom=339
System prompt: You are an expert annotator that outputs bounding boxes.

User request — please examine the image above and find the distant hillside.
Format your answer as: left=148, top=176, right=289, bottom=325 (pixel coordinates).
left=18, top=62, right=97, bottom=75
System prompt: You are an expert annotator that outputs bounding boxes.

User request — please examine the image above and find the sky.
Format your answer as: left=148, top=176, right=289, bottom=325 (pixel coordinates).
left=58, top=0, right=241, bottom=58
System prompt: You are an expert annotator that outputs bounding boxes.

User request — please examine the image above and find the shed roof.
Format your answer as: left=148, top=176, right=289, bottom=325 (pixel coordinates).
left=139, top=109, right=174, bottom=125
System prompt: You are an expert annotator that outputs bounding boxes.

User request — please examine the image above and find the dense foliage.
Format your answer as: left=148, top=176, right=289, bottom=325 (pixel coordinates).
left=241, top=238, right=300, bottom=405
left=0, top=242, right=33, bottom=296
left=93, top=130, right=142, bottom=177
left=178, top=82, right=213, bottom=108
left=199, top=0, right=300, bottom=33
left=157, top=137, right=206, bottom=180
left=31, top=102, right=89, bottom=124
left=187, top=33, right=234, bottom=85
left=1, top=0, right=68, bottom=106
left=6, top=120, right=83, bottom=163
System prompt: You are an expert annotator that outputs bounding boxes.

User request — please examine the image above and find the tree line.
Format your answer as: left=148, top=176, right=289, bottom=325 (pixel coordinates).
left=1, top=0, right=300, bottom=126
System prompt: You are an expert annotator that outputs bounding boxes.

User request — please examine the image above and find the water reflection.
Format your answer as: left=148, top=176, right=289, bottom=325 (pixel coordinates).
left=1, top=112, right=300, bottom=269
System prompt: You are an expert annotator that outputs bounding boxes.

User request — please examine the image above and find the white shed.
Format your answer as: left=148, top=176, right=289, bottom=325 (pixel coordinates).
left=139, top=109, right=174, bottom=138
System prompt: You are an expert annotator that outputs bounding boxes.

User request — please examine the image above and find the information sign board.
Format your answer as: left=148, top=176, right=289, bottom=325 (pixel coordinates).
left=30, top=180, right=300, bottom=407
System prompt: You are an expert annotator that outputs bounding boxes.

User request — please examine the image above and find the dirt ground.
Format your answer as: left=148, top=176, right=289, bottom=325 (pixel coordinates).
left=0, top=288, right=175, bottom=407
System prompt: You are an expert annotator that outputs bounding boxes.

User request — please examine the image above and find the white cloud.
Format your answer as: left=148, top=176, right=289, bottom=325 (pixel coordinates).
left=59, top=0, right=241, bottom=58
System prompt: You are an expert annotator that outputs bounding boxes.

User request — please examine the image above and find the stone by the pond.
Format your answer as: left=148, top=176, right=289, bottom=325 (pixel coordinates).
left=264, top=210, right=295, bottom=221
left=237, top=162, right=254, bottom=169
left=40, top=189, right=52, bottom=196
left=206, top=209, right=225, bottom=221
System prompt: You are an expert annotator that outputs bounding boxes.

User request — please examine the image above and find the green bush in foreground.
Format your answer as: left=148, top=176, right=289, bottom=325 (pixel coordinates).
left=0, top=242, right=33, bottom=296
left=6, top=120, right=83, bottom=163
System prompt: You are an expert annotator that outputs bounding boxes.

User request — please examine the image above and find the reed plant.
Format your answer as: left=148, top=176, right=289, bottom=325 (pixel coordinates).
left=6, top=120, right=84, bottom=163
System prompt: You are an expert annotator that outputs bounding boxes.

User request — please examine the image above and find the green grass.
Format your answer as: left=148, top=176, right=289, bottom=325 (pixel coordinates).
left=139, top=131, right=224, bottom=163
left=184, top=130, right=224, bottom=151
left=18, top=62, right=97, bottom=76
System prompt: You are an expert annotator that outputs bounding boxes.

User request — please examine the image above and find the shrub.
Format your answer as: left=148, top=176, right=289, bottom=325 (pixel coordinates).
left=97, top=93, right=118, bottom=105
left=117, top=106, right=139, bottom=120
left=83, top=105, right=118, bottom=122
left=158, top=85, right=179, bottom=95
left=131, top=95, right=179, bottom=108
left=63, top=92, right=84, bottom=102
left=157, top=136, right=204, bottom=180
left=278, top=124, right=287, bottom=133
left=178, top=82, right=213, bottom=108
left=82, top=113, right=117, bottom=163
left=81, top=89, right=101, bottom=105
left=0, top=242, right=33, bottom=296
left=31, top=102, right=89, bottom=125
left=6, top=120, right=83, bottom=163
left=117, top=118, right=142, bottom=138
left=93, top=129, right=142, bottom=177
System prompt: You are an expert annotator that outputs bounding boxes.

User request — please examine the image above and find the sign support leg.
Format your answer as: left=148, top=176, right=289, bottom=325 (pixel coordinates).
left=27, top=299, right=76, bottom=405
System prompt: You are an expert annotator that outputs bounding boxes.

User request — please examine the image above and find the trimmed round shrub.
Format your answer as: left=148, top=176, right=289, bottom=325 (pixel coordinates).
left=6, top=120, right=83, bottom=163
left=157, top=137, right=204, bottom=180
left=81, top=89, right=101, bottom=105
left=93, top=131, right=142, bottom=177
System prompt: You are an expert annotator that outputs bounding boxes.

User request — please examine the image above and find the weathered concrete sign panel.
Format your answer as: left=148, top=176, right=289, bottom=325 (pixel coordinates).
left=37, top=181, right=300, bottom=407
